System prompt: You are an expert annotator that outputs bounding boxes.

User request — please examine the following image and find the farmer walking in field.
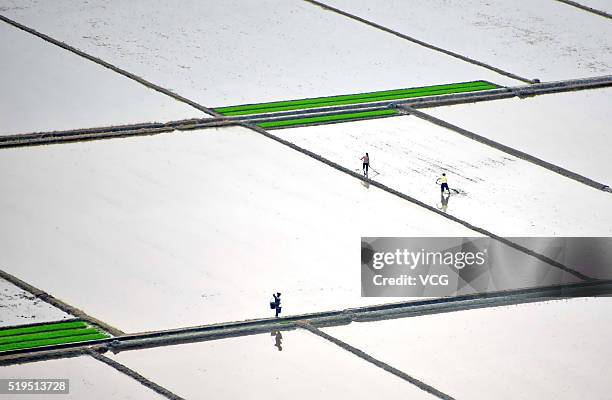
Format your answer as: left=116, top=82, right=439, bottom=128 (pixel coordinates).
left=436, top=173, right=451, bottom=195
left=360, top=152, right=370, bottom=177
left=270, top=292, right=282, bottom=318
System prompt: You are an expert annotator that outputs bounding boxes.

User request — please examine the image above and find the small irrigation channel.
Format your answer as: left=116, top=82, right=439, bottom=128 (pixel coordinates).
left=555, top=0, right=612, bottom=19
left=2, top=280, right=611, bottom=365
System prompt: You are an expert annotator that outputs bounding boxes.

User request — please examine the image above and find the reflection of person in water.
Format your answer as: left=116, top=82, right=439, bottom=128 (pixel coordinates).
left=437, top=192, right=450, bottom=213
left=271, top=330, right=283, bottom=351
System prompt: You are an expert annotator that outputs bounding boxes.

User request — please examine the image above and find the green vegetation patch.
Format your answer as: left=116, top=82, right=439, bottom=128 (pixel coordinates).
left=0, top=320, right=110, bottom=353
left=0, top=321, right=87, bottom=338
left=0, top=333, right=109, bottom=352
left=257, top=109, right=397, bottom=129
left=216, top=81, right=498, bottom=116
left=0, top=328, right=100, bottom=346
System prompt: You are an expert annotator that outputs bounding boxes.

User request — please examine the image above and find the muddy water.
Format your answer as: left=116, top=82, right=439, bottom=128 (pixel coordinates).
left=0, top=355, right=166, bottom=399
left=0, top=0, right=518, bottom=108
left=324, top=297, right=612, bottom=400
left=279, top=116, right=612, bottom=237
left=0, top=23, right=204, bottom=136
left=0, top=277, right=70, bottom=328
left=110, top=329, right=437, bottom=399
left=428, top=88, right=612, bottom=185
left=0, top=127, right=474, bottom=332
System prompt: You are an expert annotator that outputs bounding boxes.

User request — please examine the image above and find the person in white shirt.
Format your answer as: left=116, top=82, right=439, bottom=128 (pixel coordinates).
left=360, top=153, right=370, bottom=177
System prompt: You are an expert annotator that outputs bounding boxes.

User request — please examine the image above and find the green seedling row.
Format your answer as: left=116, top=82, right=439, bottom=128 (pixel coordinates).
left=216, top=81, right=493, bottom=113
left=227, top=84, right=493, bottom=116
left=257, top=109, right=397, bottom=129
left=0, top=333, right=109, bottom=352
left=0, top=328, right=100, bottom=346
left=216, top=81, right=497, bottom=116
left=0, top=321, right=87, bottom=338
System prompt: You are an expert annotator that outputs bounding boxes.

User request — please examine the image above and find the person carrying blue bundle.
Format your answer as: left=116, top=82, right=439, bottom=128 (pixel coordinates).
left=270, top=292, right=282, bottom=317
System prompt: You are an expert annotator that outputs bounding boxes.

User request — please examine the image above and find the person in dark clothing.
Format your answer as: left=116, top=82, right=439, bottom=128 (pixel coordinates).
left=272, top=292, right=282, bottom=317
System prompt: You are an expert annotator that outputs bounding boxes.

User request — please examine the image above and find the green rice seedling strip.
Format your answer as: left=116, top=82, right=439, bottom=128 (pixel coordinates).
left=216, top=81, right=492, bottom=113
left=257, top=109, right=397, bottom=129
left=215, top=81, right=497, bottom=116
left=0, top=333, right=109, bottom=352
left=219, top=82, right=493, bottom=115
left=226, top=84, right=494, bottom=116
left=0, top=328, right=100, bottom=345
left=0, top=321, right=87, bottom=338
